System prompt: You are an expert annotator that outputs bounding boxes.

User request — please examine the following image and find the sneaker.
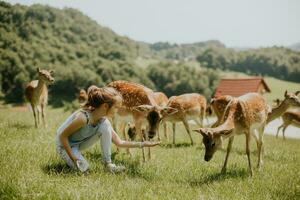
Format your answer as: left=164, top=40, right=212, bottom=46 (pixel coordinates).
left=105, top=163, right=126, bottom=174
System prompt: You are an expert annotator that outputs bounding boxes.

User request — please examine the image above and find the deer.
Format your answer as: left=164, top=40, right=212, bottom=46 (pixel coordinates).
left=77, top=89, right=88, bottom=104
left=209, top=95, right=234, bottom=128
left=162, top=93, right=207, bottom=145
left=210, top=91, right=300, bottom=127
left=276, top=111, right=300, bottom=140
left=107, top=81, right=177, bottom=161
left=125, top=92, right=169, bottom=143
left=24, top=68, right=54, bottom=128
left=194, top=93, right=269, bottom=176
left=267, top=91, right=300, bottom=123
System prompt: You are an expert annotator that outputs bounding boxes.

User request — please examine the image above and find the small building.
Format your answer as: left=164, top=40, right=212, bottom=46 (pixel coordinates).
left=214, top=77, right=271, bottom=98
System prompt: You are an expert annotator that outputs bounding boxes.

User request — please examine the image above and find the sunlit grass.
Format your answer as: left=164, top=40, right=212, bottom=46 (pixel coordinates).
left=0, top=107, right=299, bottom=199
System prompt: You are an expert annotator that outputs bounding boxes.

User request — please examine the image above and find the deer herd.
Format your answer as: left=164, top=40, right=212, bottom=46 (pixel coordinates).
left=25, top=68, right=300, bottom=176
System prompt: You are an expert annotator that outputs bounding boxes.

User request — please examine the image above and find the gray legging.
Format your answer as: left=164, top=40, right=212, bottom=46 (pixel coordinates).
left=56, top=126, right=112, bottom=170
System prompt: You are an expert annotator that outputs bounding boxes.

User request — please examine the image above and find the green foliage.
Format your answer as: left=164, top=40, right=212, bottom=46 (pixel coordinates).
left=147, top=62, right=220, bottom=98
left=196, top=47, right=300, bottom=83
left=150, top=40, right=225, bottom=60
left=0, top=2, right=153, bottom=105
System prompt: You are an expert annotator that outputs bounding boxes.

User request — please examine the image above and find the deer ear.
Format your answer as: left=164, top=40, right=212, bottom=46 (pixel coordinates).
left=133, top=105, right=154, bottom=113
left=295, top=91, right=300, bottom=96
left=194, top=128, right=207, bottom=137
left=49, top=70, right=54, bottom=74
left=284, top=90, right=288, bottom=98
left=161, top=107, right=178, bottom=116
left=37, top=67, right=41, bottom=72
left=216, top=128, right=233, bottom=136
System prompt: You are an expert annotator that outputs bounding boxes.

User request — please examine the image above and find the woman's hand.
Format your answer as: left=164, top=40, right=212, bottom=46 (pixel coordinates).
left=142, top=141, right=161, bottom=147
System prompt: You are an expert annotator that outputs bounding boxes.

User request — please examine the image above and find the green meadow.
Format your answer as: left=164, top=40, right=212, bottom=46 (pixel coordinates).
left=0, top=107, right=299, bottom=200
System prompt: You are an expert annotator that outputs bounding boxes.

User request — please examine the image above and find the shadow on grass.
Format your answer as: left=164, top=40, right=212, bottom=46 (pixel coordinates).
left=41, top=162, right=75, bottom=175
left=180, top=168, right=249, bottom=187
left=161, top=142, right=193, bottom=148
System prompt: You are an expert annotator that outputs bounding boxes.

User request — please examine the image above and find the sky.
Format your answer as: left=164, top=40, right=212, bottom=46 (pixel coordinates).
left=6, top=0, right=300, bottom=48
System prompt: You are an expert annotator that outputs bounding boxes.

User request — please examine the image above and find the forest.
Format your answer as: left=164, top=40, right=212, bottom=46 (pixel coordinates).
left=0, top=1, right=299, bottom=106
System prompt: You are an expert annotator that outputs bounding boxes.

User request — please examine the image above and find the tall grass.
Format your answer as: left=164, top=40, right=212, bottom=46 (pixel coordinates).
left=0, top=107, right=299, bottom=199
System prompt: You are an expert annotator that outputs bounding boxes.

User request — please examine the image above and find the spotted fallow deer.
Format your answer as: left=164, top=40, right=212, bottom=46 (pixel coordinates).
left=276, top=111, right=300, bottom=140
left=125, top=92, right=169, bottom=143
left=163, top=93, right=207, bottom=145
left=195, top=93, right=269, bottom=176
left=25, top=68, right=54, bottom=128
left=210, top=91, right=300, bottom=127
left=107, top=81, right=177, bottom=161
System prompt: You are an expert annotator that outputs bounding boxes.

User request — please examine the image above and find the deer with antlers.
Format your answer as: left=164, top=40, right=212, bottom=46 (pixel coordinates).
left=25, top=68, right=54, bottom=128
left=163, top=93, right=207, bottom=145
left=276, top=111, right=300, bottom=140
left=195, top=93, right=269, bottom=176
left=107, top=81, right=177, bottom=161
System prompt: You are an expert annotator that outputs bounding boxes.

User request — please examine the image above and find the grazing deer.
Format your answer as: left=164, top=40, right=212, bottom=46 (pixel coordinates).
left=267, top=91, right=300, bottom=123
left=195, top=93, right=269, bottom=176
left=163, top=93, right=207, bottom=145
left=125, top=91, right=169, bottom=147
left=25, top=68, right=54, bottom=128
left=107, top=81, right=177, bottom=161
left=276, top=111, right=300, bottom=140
left=77, top=89, right=88, bottom=104
left=126, top=92, right=169, bottom=142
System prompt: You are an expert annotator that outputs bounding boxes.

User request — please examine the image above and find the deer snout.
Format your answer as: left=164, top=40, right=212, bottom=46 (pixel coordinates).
left=204, top=154, right=212, bottom=162
left=148, top=131, right=156, bottom=139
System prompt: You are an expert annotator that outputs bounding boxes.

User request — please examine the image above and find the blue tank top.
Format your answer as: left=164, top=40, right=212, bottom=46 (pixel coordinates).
left=56, top=110, right=110, bottom=147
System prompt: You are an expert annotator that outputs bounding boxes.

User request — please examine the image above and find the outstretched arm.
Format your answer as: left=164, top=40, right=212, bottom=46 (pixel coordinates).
left=111, top=129, right=160, bottom=148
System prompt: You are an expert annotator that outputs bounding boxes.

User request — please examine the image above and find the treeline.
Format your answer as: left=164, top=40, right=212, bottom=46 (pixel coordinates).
left=196, top=47, right=300, bottom=83
left=0, top=2, right=219, bottom=105
left=147, top=62, right=220, bottom=98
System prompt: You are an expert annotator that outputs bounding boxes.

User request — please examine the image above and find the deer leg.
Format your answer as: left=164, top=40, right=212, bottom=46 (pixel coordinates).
left=245, top=133, right=253, bottom=176
left=282, top=125, right=288, bottom=140
left=121, top=122, right=131, bottom=155
left=41, top=103, right=47, bottom=128
left=182, top=119, right=194, bottom=145
left=172, top=123, right=176, bottom=145
left=157, top=124, right=161, bottom=141
left=136, top=123, right=146, bottom=162
left=221, top=136, right=234, bottom=174
left=31, top=104, right=38, bottom=128
left=257, top=127, right=265, bottom=170
left=36, top=106, right=40, bottom=126
left=276, top=125, right=284, bottom=138
left=163, top=122, right=168, bottom=140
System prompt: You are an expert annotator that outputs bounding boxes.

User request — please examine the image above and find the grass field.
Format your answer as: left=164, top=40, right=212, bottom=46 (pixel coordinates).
left=0, top=107, right=300, bottom=200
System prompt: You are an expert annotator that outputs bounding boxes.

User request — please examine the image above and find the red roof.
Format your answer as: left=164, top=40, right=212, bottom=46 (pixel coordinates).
left=214, top=77, right=270, bottom=98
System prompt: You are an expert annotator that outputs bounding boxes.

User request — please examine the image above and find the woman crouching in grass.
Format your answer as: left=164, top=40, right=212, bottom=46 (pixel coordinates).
left=56, top=85, right=160, bottom=173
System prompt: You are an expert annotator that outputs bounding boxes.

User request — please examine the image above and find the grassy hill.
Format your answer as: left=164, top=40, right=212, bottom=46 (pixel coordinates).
left=0, top=2, right=153, bottom=104
left=0, top=107, right=299, bottom=199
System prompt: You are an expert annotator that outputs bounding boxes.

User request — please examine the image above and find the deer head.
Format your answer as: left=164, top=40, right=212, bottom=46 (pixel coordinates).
left=134, top=105, right=177, bottom=139
left=37, top=68, right=54, bottom=84
left=283, top=90, right=300, bottom=107
left=194, top=128, right=232, bottom=161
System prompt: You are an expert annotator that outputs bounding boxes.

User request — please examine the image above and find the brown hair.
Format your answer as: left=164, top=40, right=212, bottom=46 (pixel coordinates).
left=82, top=85, right=122, bottom=111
